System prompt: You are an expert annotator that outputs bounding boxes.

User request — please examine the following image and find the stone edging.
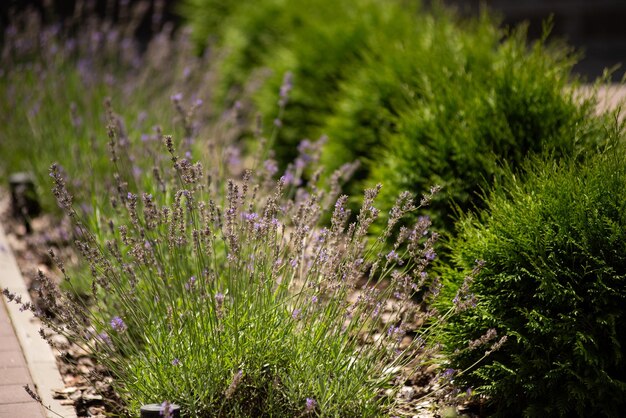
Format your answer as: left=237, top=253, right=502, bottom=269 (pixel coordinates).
left=0, top=223, right=76, bottom=418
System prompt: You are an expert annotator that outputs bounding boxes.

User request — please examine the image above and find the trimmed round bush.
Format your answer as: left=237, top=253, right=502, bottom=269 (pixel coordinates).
left=322, top=15, right=608, bottom=234
left=251, top=0, right=414, bottom=166
left=182, top=0, right=423, bottom=165
left=443, top=142, right=626, bottom=417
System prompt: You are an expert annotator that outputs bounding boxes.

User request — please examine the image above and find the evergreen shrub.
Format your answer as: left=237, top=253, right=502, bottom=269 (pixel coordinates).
left=323, top=16, right=608, bottom=233
left=443, top=140, right=626, bottom=417
left=250, top=0, right=413, bottom=166
left=183, top=1, right=609, bottom=236
left=183, top=0, right=414, bottom=166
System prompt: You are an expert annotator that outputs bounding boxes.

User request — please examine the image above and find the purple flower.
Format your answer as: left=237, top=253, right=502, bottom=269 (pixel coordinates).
left=171, top=358, right=181, bottom=366
left=292, top=308, right=302, bottom=320
left=97, top=332, right=112, bottom=346
left=110, top=316, right=127, bottom=333
left=170, top=93, right=183, bottom=102
left=278, top=72, right=293, bottom=107
left=387, top=325, right=405, bottom=339
left=372, top=302, right=382, bottom=317
left=185, top=276, right=196, bottom=291
left=442, top=368, right=456, bottom=379
left=243, top=212, right=258, bottom=221
left=264, top=159, right=278, bottom=175
left=160, top=400, right=173, bottom=418
left=305, top=397, right=317, bottom=412
left=295, top=157, right=307, bottom=170
left=424, top=249, right=436, bottom=261
left=226, top=147, right=241, bottom=167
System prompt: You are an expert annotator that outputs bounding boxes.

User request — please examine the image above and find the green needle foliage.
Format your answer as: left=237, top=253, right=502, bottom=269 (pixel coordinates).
left=443, top=131, right=626, bottom=417
left=182, top=0, right=615, bottom=239
left=181, top=0, right=418, bottom=162
left=324, top=16, right=610, bottom=235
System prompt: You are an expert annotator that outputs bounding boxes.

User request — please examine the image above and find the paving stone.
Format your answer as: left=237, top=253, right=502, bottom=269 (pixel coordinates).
left=0, top=402, right=45, bottom=418
left=0, top=316, right=15, bottom=338
left=0, top=223, right=76, bottom=418
left=0, top=351, right=27, bottom=368
left=0, top=384, right=36, bottom=404
left=0, top=336, right=21, bottom=352
left=0, top=367, right=33, bottom=386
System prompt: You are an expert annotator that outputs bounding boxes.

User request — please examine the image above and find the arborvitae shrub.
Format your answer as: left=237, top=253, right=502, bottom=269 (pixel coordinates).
left=443, top=142, right=626, bottom=417
left=200, top=0, right=296, bottom=108
left=178, top=0, right=252, bottom=50
left=181, top=0, right=308, bottom=110
left=183, top=1, right=608, bottom=236
left=251, top=0, right=413, bottom=166
left=323, top=14, right=607, bottom=234
left=182, top=0, right=419, bottom=163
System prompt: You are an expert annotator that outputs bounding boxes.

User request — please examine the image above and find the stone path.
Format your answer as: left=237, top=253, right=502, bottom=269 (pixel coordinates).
left=0, top=297, right=46, bottom=417
left=0, top=223, right=75, bottom=418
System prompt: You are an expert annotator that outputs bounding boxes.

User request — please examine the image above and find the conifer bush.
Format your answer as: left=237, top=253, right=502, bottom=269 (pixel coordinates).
left=443, top=139, right=626, bottom=417
left=183, top=0, right=413, bottom=166
left=183, top=0, right=611, bottom=237
left=250, top=0, right=413, bottom=166
left=323, top=17, right=608, bottom=233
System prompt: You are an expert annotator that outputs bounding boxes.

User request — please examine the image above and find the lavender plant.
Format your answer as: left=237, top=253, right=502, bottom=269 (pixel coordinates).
left=0, top=2, right=216, bottom=211
left=3, top=121, right=480, bottom=416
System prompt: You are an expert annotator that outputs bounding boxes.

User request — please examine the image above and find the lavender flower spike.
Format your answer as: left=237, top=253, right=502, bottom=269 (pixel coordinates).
left=305, top=397, right=317, bottom=412
left=110, top=316, right=127, bottom=333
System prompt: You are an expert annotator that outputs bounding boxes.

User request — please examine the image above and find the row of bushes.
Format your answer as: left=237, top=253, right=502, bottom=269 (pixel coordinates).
left=182, top=0, right=612, bottom=234
left=181, top=0, right=626, bottom=416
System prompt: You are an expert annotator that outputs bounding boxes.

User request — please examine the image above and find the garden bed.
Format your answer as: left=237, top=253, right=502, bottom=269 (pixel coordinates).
left=2, top=1, right=625, bottom=416
left=1, top=188, right=483, bottom=417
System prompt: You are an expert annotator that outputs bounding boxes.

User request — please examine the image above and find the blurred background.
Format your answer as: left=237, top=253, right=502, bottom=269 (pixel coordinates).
left=440, top=0, right=626, bottom=81
left=2, top=0, right=625, bottom=81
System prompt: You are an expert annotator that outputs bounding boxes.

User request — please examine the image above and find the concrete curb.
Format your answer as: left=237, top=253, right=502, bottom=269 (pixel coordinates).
left=0, top=223, right=76, bottom=418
